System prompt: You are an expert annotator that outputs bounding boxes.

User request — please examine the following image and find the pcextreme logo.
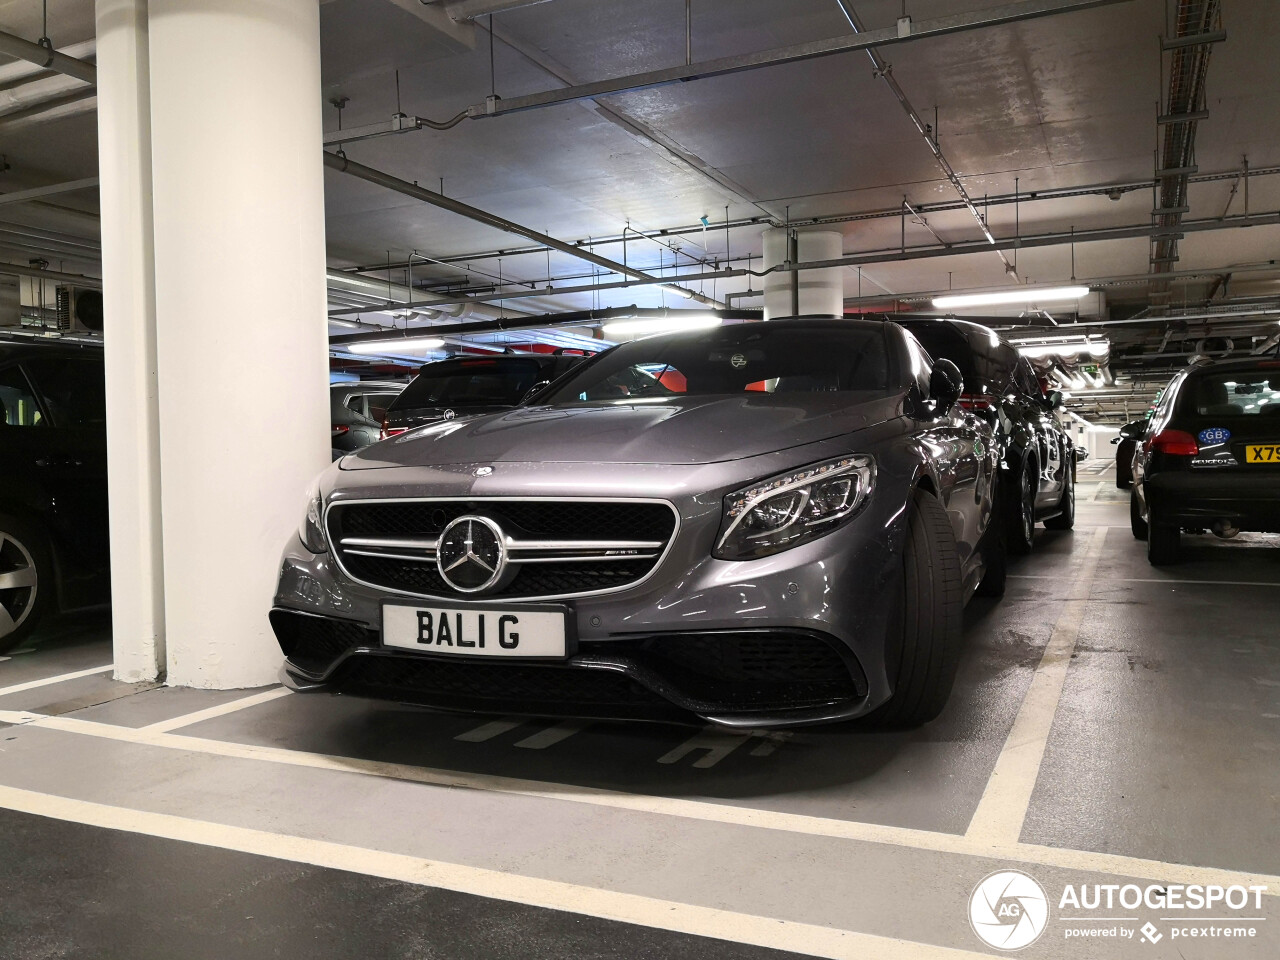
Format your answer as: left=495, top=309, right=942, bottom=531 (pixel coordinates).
left=968, top=870, right=1268, bottom=950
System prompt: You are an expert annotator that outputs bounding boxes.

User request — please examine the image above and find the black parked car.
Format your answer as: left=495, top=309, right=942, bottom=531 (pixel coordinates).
left=332, top=380, right=404, bottom=457
left=381, top=353, right=589, bottom=438
left=0, top=340, right=109, bottom=650
left=1131, top=356, right=1280, bottom=565
left=894, top=318, right=1076, bottom=554
left=1112, top=417, right=1147, bottom=489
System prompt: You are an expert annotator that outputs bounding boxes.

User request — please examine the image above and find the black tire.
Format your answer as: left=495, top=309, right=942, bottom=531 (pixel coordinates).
left=1005, top=456, right=1037, bottom=556
left=1043, top=458, right=1075, bottom=530
left=0, top=513, right=53, bottom=654
left=1129, top=489, right=1148, bottom=541
left=869, top=488, right=964, bottom=727
left=1147, top=508, right=1180, bottom=566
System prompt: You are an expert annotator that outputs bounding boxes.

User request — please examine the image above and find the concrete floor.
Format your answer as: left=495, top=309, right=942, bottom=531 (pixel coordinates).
left=1, top=463, right=1277, bottom=959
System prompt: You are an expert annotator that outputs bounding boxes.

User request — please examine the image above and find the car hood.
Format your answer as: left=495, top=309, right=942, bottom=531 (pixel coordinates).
left=344, top=393, right=903, bottom=468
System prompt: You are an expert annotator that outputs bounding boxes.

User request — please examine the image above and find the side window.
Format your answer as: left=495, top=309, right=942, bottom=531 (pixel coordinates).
left=345, top=394, right=365, bottom=416
left=0, top=365, right=45, bottom=427
left=901, top=333, right=933, bottom=397
left=1013, top=358, right=1042, bottom=398
left=366, top=394, right=398, bottom=422
left=21, top=357, right=106, bottom=428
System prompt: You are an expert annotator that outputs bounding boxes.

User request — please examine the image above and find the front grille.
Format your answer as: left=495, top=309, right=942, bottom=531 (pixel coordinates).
left=328, top=499, right=677, bottom=600
left=269, top=609, right=374, bottom=675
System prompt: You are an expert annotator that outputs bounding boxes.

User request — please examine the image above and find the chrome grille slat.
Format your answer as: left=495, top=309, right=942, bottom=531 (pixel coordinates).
left=327, top=497, right=679, bottom=601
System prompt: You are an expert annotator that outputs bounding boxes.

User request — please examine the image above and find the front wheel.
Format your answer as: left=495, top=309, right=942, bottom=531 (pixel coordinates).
left=0, top=514, right=52, bottom=653
left=1005, top=457, right=1037, bottom=555
left=868, top=488, right=964, bottom=727
left=1130, top=489, right=1148, bottom=541
left=1044, top=459, right=1075, bottom=530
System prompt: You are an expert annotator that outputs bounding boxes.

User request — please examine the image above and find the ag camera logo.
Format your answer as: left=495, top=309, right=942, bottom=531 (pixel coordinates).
left=969, top=870, right=1050, bottom=950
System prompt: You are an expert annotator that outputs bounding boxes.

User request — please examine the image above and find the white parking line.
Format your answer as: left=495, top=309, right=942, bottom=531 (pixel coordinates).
left=0, top=783, right=997, bottom=960
left=966, top=527, right=1107, bottom=844
left=455, top=719, right=524, bottom=743
left=658, top=727, right=750, bottom=768
left=0, top=664, right=113, bottom=699
left=0, top=709, right=45, bottom=725
left=1010, top=574, right=1280, bottom=587
left=513, top=721, right=588, bottom=750
left=142, top=688, right=291, bottom=733
left=18, top=713, right=1280, bottom=892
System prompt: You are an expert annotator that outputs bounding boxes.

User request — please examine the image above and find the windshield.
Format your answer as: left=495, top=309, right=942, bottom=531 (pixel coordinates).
left=543, top=324, right=892, bottom=403
left=391, top=359, right=544, bottom=410
left=1183, top=369, right=1280, bottom=417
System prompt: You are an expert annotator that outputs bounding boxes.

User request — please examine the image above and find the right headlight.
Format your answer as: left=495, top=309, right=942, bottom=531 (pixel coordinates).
left=298, top=483, right=327, bottom=554
left=714, top=455, right=876, bottom=561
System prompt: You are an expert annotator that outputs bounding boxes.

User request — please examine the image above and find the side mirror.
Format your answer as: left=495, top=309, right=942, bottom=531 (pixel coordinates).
left=1074, top=445, right=1089, bottom=462
left=929, top=358, right=963, bottom=414
left=520, top=380, right=552, bottom=404
left=1118, top=418, right=1147, bottom=441
left=1044, top=390, right=1064, bottom=410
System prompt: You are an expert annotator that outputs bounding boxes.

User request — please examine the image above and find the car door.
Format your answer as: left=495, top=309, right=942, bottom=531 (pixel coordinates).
left=0, top=361, right=50, bottom=521
left=18, top=354, right=110, bottom=605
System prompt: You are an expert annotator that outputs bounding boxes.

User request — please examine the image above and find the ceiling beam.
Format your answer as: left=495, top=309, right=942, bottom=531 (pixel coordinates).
left=438, top=0, right=556, bottom=20
left=0, top=178, right=99, bottom=206
left=465, top=0, right=1136, bottom=120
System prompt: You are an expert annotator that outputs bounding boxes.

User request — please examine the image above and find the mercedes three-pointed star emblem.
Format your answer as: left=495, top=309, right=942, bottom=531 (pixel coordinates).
left=436, top=515, right=506, bottom=593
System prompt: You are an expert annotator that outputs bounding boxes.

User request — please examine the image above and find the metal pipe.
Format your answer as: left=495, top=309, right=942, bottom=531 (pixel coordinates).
left=0, top=31, right=96, bottom=84
left=0, top=262, right=101, bottom=286
left=322, top=151, right=721, bottom=306
left=438, top=0, right=556, bottom=20
left=330, top=306, right=760, bottom=349
left=835, top=0, right=1019, bottom=278
left=464, top=0, right=1134, bottom=120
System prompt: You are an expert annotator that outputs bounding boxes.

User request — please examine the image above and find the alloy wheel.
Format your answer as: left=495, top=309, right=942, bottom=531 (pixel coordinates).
left=0, top=532, right=39, bottom=642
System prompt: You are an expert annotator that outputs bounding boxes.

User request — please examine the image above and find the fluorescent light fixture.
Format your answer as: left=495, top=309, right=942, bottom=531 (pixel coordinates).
left=1016, top=338, right=1110, bottom=359
left=931, top=285, right=1090, bottom=310
left=346, top=336, right=446, bottom=355
left=601, top=314, right=722, bottom=337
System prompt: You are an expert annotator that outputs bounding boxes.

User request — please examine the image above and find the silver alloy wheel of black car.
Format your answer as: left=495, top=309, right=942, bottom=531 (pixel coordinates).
left=1006, top=457, right=1037, bottom=555
left=1044, top=459, right=1075, bottom=530
left=0, top=527, right=41, bottom=650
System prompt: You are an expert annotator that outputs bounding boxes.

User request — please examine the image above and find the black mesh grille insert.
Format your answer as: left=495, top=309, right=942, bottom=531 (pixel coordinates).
left=336, top=655, right=666, bottom=709
left=603, top=633, right=850, bottom=683
left=269, top=610, right=373, bottom=675
left=329, top=500, right=676, bottom=599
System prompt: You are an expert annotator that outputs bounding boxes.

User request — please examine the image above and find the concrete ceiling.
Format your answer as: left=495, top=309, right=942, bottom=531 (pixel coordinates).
left=2, top=0, right=1279, bottom=402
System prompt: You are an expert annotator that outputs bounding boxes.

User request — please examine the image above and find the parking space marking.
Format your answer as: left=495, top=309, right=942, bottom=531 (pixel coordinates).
left=513, top=721, right=589, bottom=750
left=0, top=664, right=113, bottom=699
left=16, top=714, right=1280, bottom=891
left=141, top=687, right=291, bottom=733
left=966, top=527, right=1107, bottom=845
left=455, top=719, right=524, bottom=742
left=0, top=709, right=46, bottom=725
left=1010, top=574, right=1280, bottom=587
left=658, top=727, right=751, bottom=768
left=749, top=731, right=792, bottom=757
left=0, top=783, right=997, bottom=960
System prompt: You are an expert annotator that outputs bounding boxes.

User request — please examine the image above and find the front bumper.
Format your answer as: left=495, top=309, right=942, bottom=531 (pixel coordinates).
left=271, top=451, right=909, bottom=728
left=1144, top=470, right=1280, bottom=533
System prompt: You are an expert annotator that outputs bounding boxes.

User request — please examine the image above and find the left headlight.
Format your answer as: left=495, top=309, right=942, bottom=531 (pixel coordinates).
left=714, top=455, right=876, bottom=560
left=298, top=484, right=327, bottom=553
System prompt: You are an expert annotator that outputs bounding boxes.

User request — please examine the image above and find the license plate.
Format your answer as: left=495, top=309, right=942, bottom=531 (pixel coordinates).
left=1244, top=444, right=1280, bottom=463
left=382, top=603, right=569, bottom=659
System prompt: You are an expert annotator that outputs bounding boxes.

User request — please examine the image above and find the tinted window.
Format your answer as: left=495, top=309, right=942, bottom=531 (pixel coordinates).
left=544, top=324, right=891, bottom=403
left=0, top=365, right=44, bottom=427
left=1184, top=370, right=1280, bottom=416
left=366, top=393, right=398, bottom=422
left=1012, top=358, right=1042, bottom=398
left=21, top=357, right=105, bottom=427
left=897, top=323, right=980, bottom=391
left=392, top=360, right=544, bottom=410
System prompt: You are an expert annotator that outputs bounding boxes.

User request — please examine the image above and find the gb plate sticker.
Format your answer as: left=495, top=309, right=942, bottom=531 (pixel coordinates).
left=1198, top=426, right=1231, bottom=446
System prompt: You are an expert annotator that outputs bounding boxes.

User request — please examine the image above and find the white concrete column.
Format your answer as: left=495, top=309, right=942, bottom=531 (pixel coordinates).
left=147, top=0, right=330, bottom=687
left=761, top=229, right=845, bottom=320
left=95, top=0, right=166, bottom=682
